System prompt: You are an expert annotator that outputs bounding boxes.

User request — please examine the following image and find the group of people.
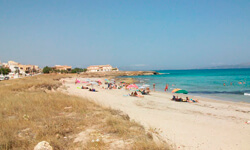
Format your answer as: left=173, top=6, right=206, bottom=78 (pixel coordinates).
left=171, top=95, right=198, bottom=102
left=107, top=83, right=119, bottom=89
left=129, top=91, right=144, bottom=97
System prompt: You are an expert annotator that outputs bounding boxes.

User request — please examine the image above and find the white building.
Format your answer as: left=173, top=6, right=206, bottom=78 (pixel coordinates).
left=87, top=65, right=118, bottom=72
left=8, top=61, right=20, bottom=74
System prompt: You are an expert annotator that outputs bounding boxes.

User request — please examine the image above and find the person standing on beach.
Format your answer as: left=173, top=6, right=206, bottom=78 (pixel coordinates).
left=164, top=84, right=168, bottom=91
left=153, top=83, right=155, bottom=92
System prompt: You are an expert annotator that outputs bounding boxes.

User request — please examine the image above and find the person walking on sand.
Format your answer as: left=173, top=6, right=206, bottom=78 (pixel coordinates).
left=164, top=84, right=169, bottom=91
left=153, top=83, right=155, bottom=92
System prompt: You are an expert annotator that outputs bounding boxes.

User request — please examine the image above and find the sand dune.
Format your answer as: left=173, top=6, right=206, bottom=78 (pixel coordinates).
left=63, top=78, right=250, bottom=150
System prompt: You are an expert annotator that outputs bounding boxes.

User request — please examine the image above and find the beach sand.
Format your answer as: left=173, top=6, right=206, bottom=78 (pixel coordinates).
left=63, top=77, right=250, bottom=150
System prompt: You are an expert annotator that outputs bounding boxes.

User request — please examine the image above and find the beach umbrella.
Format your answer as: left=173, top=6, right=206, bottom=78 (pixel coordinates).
left=172, top=88, right=182, bottom=93
left=175, top=90, right=188, bottom=94
left=172, top=89, right=188, bottom=94
left=127, top=84, right=138, bottom=89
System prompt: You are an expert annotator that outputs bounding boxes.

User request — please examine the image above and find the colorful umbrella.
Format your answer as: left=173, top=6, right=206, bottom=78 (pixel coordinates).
left=172, top=88, right=182, bottom=93
left=172, top=89, right=188, bottom=94
left=175, top=90, right=188, bottom=94
left=127, top=84, right=138, bottom=89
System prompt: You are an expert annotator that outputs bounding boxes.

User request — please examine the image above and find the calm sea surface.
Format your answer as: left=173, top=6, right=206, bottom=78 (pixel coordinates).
left=124, top=69, right=250, bottom=103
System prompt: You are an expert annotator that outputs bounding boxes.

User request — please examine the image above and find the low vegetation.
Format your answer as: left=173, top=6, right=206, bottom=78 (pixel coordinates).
left=0, top=74, right=169, bottom=149
left=0, top=68, right=11, bottom=75
left=42, top=66, right=87, bottom=74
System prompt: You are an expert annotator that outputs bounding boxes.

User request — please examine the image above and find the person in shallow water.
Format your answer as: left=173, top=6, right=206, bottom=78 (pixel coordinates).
left=165, top=84, right=169, bottom=91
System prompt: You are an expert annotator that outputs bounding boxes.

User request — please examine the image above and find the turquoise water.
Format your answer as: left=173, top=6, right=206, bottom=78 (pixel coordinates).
left=124, top=69, right=250, bottom=103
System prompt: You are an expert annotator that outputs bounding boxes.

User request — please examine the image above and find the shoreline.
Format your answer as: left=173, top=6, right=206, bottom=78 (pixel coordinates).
left=163, top=90, right=250, bottom=105
left=62, top=77, right=250, bottom=150
left=120, top=74, right=250, bottom=104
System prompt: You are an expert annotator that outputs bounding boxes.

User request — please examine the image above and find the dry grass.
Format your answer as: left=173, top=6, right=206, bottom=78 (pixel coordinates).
left=0, top=74, right=170, bottom=150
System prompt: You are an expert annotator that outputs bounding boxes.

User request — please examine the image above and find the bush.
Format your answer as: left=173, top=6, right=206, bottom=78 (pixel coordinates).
left=71, top=68, right=86, bottom=73
left=0, top=68, right=11, bottom=75
left=42, top=66, right=52, bottom=74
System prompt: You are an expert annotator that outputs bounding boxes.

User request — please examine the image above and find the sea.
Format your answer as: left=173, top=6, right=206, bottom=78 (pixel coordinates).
left=124, top=68, right=250, bottom=103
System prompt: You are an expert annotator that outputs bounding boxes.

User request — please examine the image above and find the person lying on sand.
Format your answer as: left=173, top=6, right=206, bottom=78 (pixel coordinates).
left=182, top=97, right=189, bottom=102
left=175, top=96, right=179, bottom=101
left=177, top=97, right=183, bottom=102
left=174, top=96, right=183, bottom=102
left=190, top=99, right=198, bottom=102
left=129, top=91, right=143, bottom=97
left=171, top=95, right=176, bottom=100
left=81, top=86, right=89, bottom=89
left=141, top=90, right=147, bottom=95
left=89, top=88, right=98, bottom=92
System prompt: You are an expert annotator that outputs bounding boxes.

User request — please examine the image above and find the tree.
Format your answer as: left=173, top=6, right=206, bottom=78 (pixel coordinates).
left=0, top=68, right=11, bottom=75
left=42, top=66, right=52, bottom=74
left=71, top=68, right=85, bottom=73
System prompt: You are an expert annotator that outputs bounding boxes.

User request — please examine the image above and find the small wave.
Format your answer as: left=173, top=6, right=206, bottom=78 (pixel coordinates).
left=244, top=93, right=250, bottom=96
left=159, top=73, right=170, bottom=75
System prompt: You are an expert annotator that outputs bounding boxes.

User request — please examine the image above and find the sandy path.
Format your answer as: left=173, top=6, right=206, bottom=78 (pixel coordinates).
left=63, top=78, right=250, bottom=150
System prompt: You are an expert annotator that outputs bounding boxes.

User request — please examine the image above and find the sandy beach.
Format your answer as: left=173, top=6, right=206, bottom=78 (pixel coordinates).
left=63, top=77, right=250, bottom=150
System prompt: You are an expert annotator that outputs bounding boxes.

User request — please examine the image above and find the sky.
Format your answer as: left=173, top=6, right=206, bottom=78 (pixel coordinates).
left=0, top=0, right=249, bottom=70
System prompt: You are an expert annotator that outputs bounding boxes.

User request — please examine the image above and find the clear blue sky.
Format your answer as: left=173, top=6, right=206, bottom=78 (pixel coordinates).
left=0, top=0, right=249, bottom=70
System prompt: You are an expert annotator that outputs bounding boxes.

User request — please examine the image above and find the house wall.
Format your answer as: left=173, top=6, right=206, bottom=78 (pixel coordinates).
left=87, top=65, right=115, bottom=72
